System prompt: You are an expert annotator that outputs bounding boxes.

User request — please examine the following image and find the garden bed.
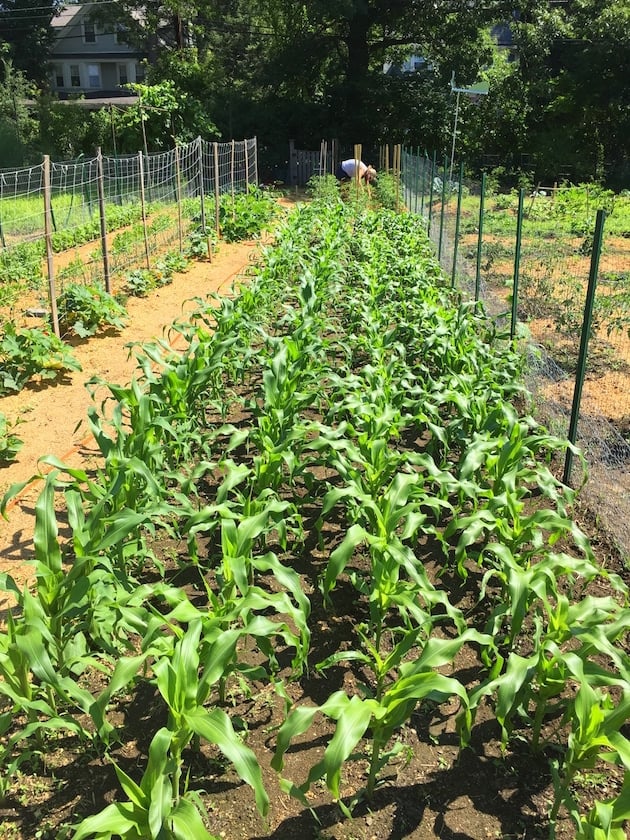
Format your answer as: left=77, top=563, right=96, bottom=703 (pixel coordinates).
left=0, top=193, right=628, bottom=840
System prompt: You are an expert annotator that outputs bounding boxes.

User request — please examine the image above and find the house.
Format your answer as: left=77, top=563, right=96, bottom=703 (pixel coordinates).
left=383, top=55, right=430, bottom=76
left=49, top=4, right=147, bottom=99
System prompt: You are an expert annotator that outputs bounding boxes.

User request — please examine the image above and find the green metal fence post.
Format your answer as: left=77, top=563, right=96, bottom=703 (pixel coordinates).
left=438, top=155, right=447, bottom=261
left=420, top=154, right=427, bottom=218
left=451, top=161, right=464, bottom=288
left=0, top=175, right=5, bottom=248
left=563, top=209, right=607, bottom=486
left=475, top=172, right=486, bottom=301
left=510, top=188, right=525, bottom=340
left=414, top=147, right=420, bottom=214
left=427, top=151, right=436, bottom=235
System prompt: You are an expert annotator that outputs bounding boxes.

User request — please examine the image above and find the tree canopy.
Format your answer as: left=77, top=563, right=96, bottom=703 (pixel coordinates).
left=0, top=0, right=628, bottom=185
left=0, top=0, right=61, bottom=82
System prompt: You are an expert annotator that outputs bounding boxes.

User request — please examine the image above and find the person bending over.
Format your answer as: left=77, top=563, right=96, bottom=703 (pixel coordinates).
left=335, top=159, right=377, bottom=184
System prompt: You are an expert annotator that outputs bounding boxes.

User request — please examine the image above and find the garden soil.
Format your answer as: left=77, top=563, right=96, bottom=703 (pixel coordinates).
left=0, top=217, right=627, bottom=840
left=0, top=238, right=262, bottom=603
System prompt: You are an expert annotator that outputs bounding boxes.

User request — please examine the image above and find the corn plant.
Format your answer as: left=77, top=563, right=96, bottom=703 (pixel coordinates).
left=72, top=727, right=219, bottom=840
left=548, top=684, right=630, bottom=839
left=577, top=772, right=630, bottom=839
left=273, top=631, right=488, bottom=806
left=0, top=411, right=23, bottom=463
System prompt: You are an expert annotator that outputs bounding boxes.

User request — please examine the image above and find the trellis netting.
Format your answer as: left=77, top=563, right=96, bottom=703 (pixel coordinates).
left=401, top=148, right=630, bottom=560
left=0, top=136, right=258, bottom=308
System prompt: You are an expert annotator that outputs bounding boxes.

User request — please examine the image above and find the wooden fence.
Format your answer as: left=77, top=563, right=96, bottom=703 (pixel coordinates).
left=288, top=140, right=339, bottom=186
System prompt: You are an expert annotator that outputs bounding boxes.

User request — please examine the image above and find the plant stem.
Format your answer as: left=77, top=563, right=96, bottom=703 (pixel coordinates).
left=366, top=729, right=386, bottom=798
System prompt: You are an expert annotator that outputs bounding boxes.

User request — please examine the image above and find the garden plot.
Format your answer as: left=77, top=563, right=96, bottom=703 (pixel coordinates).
left=0, top=193, right=628, bottom=840
left=453, top=188, right=630, bottom=436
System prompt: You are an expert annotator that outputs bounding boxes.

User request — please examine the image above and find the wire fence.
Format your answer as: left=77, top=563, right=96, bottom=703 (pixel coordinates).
left=0, top=137, right=258, bottom=332
left=401, top=148, right=630, bottom=560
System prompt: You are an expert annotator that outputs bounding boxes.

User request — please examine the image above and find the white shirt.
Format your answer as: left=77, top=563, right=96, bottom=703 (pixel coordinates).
left=341, top=159, right=367, bottom=178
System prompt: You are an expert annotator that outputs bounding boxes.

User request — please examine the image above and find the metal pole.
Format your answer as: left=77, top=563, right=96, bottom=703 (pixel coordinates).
left=394, top=143, right=402, bottom=213
left=451, top=161, right=464, bottom=288
left=475, top=172, right=486, bottom=301
left=413, top=146, right=420, bottom=214
left=0, top=174, right=5, bottom=248
left=427, top=151, right=436, bottom=235
left=420, top=154, right=427, bottom=218
left=510, top=188, right=525, bottom=340
left=449, top=89, right=461, bottom=186
left=438, top=155, right=447, bottom=261
left=563, top=209, right=606, bottom=485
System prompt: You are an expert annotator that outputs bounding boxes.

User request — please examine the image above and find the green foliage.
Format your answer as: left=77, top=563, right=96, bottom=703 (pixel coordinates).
left=372, top=172, right=398, bottom=210
left=0, top=191, right=628, bottom=839
left=219, top=186, right=279, bottom=242
left=0, top=413, right=23, bottom=464
left=0, top=322, right=82, bottom=394
left=36, top=97, right=110, bottom=161
left=0, top=56, right=39, bottom=166
left=57, top=283, right=128, bottom=338
left=122, top=251, right=189, bottom=297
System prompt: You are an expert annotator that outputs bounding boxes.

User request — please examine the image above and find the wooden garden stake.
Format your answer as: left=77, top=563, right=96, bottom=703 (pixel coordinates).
left=174, top=142, right=184, bottom=254
left=96, top=147, right=112, bottom=293
left=138, top=150, right=151, bottom=270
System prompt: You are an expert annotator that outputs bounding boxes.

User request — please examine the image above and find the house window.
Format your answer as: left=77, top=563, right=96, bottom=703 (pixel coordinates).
left=54, top=65, right=64, bottom=88
left=135, top=63, right=146, bottom=83
left=70, top=65, right=81, bottom=87
left=118, top=63, right=128, bottom=86
left=87, top=64, right=101, bottom=89
left=114, top=24, right=129, bottom=45
left=83, top=20, right=96, bottom=43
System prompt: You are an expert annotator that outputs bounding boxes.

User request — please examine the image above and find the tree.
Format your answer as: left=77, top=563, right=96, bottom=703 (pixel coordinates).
left=0, top=50, right=38, bottom=165
left=101, top=0, right=507, bottom=151
left=237, top=0, right=507, bottom=148
left=491, top=0, right=630, bottom=185
left=0, top=0, right=61, bottom=82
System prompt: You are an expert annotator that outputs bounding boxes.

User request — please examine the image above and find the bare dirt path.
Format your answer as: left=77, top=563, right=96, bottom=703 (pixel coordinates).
left=0, top=238, right=261, bottom=603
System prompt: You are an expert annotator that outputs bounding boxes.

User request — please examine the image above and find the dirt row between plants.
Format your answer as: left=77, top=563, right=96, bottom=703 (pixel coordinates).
left=0, top=237, right=263, bottom=608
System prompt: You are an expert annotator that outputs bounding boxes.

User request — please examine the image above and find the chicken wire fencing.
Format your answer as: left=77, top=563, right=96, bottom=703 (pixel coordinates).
left=0, top=136, right=258, bottom=329
left=401, top=148, right=630, bottom=560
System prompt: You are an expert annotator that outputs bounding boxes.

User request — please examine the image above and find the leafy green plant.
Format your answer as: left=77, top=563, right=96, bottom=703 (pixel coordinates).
left=57, top=283, right=128, bottom=338
left=122, top=267, right=157, bottom=297
left=274, top=632, right=487, bottom=806
left=0, top=322, right=82, bottom=394
left=219, top=186, right=279, bottom=242
left=72, top=727, right=219, bottom=840
left=1, top=182, right=628, bottom=840
left=0, top=413, right=23, bottom=463
left=373, top=172, right=398, bottom=210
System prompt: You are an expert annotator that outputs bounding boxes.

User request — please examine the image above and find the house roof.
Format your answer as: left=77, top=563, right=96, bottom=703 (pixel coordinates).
left=51, top=3, right=145, bottom=28
left=51, top=4, right=84, bottom=29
